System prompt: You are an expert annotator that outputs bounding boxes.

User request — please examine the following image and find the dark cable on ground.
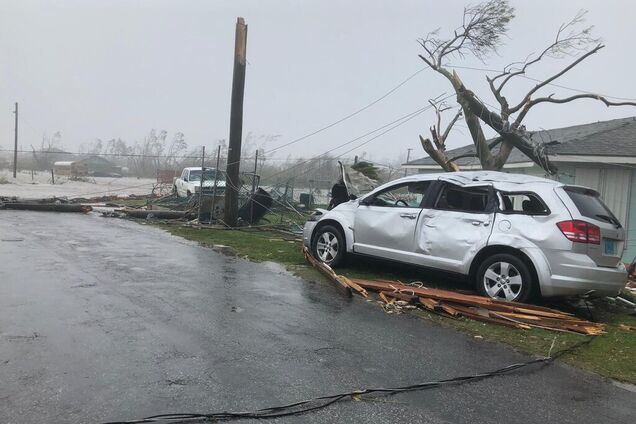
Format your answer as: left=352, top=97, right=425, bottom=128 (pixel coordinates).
left=103, top=338, right=593, bottom=424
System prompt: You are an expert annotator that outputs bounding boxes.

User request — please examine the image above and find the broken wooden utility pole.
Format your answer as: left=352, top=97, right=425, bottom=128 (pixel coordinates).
left=13, top=102, right=18, bottom=178
left=224, top=17, right=248, bottom=227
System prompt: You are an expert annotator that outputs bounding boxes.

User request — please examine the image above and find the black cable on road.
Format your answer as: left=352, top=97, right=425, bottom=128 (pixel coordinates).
left=103, top=338, right=593, bottom=423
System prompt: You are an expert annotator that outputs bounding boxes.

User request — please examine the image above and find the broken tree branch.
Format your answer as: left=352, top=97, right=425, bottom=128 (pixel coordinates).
left=514, top=93, right=636, bottom=126
left=508, top=44, right=604, bottom=116
left=420, top=135, right=459, bottom=172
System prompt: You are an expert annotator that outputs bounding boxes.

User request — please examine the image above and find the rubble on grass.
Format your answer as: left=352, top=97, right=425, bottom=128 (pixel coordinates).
left=303, top=246, right=605, bottom=336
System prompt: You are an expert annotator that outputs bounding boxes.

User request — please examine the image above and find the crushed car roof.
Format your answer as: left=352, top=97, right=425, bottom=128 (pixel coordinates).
left=393, top=171, right=562, bottom=189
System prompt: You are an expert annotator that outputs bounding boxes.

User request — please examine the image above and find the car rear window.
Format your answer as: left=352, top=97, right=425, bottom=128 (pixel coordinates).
left=498, top=192, right=549, bottom=215
left=563, top=187, right=621, bottom=226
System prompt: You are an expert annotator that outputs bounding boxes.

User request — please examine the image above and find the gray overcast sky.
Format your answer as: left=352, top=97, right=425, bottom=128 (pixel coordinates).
left=1, top=0, right=635, bottom=164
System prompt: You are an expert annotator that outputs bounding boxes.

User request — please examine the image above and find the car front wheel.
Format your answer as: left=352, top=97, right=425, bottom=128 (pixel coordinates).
left=476, top=253, right=534, bottom=303
left=312, top=225, right=345, bottom=267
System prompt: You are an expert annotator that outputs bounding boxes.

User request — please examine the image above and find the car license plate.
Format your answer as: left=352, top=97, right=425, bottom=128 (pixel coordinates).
left=603, top=239, right=617, bottom=256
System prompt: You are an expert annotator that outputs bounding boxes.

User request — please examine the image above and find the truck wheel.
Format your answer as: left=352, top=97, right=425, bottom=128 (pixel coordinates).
left=476, top=253, right=534, bottom=303
left=312, top=225, right=345, bottom=267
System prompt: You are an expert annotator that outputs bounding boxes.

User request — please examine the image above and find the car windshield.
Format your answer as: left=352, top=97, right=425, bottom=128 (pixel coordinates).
left=189, top=169, right=218, bottom=182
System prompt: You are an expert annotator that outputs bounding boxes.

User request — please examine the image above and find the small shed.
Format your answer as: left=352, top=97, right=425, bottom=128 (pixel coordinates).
left=53, top=161, right=89, bottom=178
left=78, top=155, right=123, bottom=177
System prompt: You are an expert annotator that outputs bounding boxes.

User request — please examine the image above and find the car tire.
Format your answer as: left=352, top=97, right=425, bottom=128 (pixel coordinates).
left=312, top=225, right=346, bottom=267
left=172, top=185, right=178, bottom=195
left=476, top=253, right=534, bottom=303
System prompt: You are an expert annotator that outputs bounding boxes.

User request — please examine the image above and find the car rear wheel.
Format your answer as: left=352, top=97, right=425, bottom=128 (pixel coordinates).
left=476, top=253, right=533, bottom=303
left=312, top=225, right=345, bottom=267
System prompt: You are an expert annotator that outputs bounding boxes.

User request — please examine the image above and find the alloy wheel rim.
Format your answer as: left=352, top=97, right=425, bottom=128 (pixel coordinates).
left=483, top=261, right=523, bottom=301
left=316, top=232, right=339, bottom=263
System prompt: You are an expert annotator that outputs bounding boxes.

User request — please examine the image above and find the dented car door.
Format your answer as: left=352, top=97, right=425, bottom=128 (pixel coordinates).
left=353, top=181, right=432, bottom=264
left=415, top=182, right=495, bottom=274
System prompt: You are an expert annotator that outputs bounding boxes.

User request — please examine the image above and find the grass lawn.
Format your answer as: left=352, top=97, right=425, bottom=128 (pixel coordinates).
left=158, top=223, right=636, bottom=384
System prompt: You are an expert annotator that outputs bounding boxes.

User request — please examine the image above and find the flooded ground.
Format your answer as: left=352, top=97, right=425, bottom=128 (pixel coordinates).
left=0, top=170, right=156, bottom=199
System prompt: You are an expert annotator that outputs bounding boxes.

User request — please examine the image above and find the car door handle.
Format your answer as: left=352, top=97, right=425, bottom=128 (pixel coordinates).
left=472, top=221, right=490, bottom=226
left=400, top=213, right=417, bottom=219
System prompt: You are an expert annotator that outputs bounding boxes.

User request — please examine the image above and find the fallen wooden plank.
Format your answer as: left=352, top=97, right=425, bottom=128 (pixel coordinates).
left=378, top=292, right=392, bottom=304
left=340, top=276, right=369, bottom=298
left=351, top=279, right=574, bottom=319
left=447, top=303, right=528, bottom=329
left=438, top=302, right=460, bottom=317
left=489, top=312, right=601, bottom=335
left=418, top=297, right=439, bottom=311
left=0, top=203, right=92, bottom=213
left=303, top=247, right=352, bottom=297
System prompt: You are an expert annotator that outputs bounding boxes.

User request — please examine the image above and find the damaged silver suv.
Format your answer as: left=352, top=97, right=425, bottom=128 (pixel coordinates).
left=303, top=171, right=627, bottom=302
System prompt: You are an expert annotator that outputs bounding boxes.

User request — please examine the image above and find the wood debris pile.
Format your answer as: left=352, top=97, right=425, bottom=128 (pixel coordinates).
left=303, top=247, right=605, bottom=336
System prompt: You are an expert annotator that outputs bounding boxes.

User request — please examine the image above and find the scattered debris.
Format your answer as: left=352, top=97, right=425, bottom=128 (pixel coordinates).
left=618, top=324, right=635, bottom=332
left=303, top=247, right=604, bottom=335
left=238, top=188, right=273, bottom=224
left=353, top=279, right=606, bottom=335
left=120, top=209, right=193, bottom=220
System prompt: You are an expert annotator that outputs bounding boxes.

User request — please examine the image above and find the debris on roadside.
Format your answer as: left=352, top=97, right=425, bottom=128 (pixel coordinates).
left=303, top=247, right=605, bottom=336
left=238, top=188, right=273, bottom=224
left=119, top=209, right=193, bottom=220
left=0, top=197, right=92, bottom=213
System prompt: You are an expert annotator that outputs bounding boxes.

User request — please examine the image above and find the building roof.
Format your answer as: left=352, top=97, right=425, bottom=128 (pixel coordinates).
left=404, top=116, right=636, bottom=167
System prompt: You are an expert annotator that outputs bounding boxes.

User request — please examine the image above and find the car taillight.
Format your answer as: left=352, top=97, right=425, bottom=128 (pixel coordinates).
left=557, top=220, right=601, bottom=244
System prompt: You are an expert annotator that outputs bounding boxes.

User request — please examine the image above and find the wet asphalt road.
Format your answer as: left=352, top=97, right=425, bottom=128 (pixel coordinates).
left=0, top=211, right=634, bottom=424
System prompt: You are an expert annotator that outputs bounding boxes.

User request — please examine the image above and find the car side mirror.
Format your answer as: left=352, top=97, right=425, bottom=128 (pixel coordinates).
left=359, top=197, right=371, bottom=206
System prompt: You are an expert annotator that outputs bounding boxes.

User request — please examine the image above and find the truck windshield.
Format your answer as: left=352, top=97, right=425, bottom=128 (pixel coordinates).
left=189, top=170, right=218, bottom=182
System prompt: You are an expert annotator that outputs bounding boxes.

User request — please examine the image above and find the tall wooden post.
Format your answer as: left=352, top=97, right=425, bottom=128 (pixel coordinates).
left=404, top=148, right=412, bottom=177
left=13, top=102, right=18, bottom=178
left=197, top=146, right=206, bottom=222
left=224, top=17, right=248, bottom=227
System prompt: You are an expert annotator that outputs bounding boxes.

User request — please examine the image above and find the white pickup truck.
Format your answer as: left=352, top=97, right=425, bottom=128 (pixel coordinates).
left=173, top=167, right=226, bottom=198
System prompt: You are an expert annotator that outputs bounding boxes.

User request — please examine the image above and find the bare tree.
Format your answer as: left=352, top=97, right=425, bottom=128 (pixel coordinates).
left=418, top=1, right=636, bottom=174
left=419, top=99, right=462, bottom=172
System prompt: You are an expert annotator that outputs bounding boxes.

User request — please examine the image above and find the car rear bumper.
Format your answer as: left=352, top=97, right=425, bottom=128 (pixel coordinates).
left=539, top=250, right=627, bottom=297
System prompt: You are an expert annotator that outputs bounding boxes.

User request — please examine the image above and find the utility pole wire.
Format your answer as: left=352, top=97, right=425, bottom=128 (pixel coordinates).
left=265, top=68, right=428, bottom=155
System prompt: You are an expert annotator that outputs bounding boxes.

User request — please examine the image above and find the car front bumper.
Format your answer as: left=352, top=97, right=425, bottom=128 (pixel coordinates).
left=303, top=221, right=317, bottom=248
